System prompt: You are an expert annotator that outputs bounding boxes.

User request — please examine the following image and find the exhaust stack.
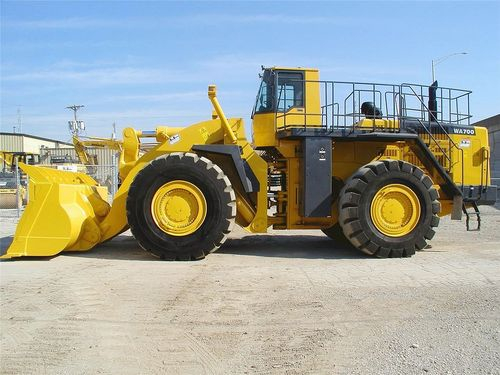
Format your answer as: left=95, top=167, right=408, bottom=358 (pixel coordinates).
left=428, top=80, right=438, bottom=122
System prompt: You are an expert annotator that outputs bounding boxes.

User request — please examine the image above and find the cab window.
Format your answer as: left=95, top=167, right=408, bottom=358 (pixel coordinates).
left=277, top=72, right=304, bottom=112
left=253, top=70, right=274, bottom=114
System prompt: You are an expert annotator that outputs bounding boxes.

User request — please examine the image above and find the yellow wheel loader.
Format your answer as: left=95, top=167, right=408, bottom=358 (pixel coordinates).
left=2, top=67, right=497, bottom=260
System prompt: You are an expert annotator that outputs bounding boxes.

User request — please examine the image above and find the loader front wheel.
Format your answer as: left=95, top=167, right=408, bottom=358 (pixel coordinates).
left=338, top=160, right=440, bottom=258
left=127, top=153, right=236, bottom=260
left=321, top=223, right=350, bottom=245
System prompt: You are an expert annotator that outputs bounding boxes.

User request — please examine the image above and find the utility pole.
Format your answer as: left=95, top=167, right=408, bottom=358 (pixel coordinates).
left=66, top=105, right=85, bottom=136
left=16, top=106, right=23, bottom=133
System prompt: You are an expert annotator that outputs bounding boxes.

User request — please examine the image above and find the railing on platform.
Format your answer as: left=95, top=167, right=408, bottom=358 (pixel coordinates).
left=275, top=78, right=472, bottom=133
left=274, top=76, right=472, bottom=183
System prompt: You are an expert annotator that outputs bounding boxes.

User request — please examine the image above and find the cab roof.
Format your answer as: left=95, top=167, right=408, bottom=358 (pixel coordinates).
left=266, top=66, right=319, bottom=73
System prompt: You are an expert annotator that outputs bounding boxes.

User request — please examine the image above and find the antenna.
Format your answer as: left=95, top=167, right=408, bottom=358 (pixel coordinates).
left=66, top=105, right=85, bottom=136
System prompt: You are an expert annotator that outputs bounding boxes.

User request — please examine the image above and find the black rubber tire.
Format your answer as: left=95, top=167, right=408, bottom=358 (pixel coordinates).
left=338, top=160, right=440, bottom=258
left=126, top=152, right=236, bottom=260
left=321, top=223, right=350, bottom=245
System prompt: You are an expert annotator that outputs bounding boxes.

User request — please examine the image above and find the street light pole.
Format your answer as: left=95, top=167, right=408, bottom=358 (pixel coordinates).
left=431, top=52, right=467, bottom=82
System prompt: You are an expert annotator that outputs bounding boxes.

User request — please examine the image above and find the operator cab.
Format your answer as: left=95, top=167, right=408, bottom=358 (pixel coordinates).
left=252, top=67, right=321, bottom=147
left=252, top=68, right=305, bottom=115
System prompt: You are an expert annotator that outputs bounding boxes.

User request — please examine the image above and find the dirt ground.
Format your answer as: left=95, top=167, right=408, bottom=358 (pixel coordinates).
left=1, top=204, right=499, bottom=375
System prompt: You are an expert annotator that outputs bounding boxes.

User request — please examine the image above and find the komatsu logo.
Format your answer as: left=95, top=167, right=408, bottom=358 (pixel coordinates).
left=451, top=127, right=475, bottom=135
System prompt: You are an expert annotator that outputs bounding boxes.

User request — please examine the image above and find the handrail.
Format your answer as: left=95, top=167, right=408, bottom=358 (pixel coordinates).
left=402, top=84, right=465, bottom=185
left=415, top=118, right=452, bottom=166
left=400, top=84, right=461, bottom=149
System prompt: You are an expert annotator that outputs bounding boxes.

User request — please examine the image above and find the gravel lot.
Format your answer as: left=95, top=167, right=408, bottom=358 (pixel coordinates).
left=1, top=204, right=499, bottom=375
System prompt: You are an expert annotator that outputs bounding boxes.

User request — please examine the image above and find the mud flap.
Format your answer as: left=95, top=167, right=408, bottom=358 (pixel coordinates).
left=451, top=195, right=463, bottom=220
left=1, top=163, right=110, bottom=259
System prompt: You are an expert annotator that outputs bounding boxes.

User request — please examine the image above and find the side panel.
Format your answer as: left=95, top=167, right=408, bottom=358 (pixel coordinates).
left=450, top=126, right=491, bottom=186
left=301, top=138, right=332, bottom=217
left=253, top=112, right=277, bottom=147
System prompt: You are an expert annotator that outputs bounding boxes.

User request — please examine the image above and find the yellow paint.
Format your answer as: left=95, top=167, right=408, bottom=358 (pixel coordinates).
left=370, top=184, right=421, bottom=237
left=151, top=180, right=207, bottom=236
left=199, top=127, right=209, bottom=142
left=252, top=112, right=277, bottom=147
left=448, top=127, right=491, bottom=186
left=1, top=163, right=109, bottom=259
left=355, top=118, right=400, bottom=131
left=438, top=197, right=453, bottom=217
left=237, top=141, right=268, bottom=233
left=208, top=85, right=237, bottom=143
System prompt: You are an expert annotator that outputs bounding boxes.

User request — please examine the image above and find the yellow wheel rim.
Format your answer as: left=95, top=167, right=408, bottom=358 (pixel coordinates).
left=370, top=183, right=421, bottom=237
left=151, top=180, right=207, bottom=236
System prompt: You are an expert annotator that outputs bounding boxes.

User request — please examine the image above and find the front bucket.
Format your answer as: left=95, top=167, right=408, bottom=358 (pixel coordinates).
left=1, top=163, right=110, bottom=259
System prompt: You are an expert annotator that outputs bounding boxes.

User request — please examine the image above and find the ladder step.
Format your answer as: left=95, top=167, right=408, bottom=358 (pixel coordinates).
left=462, top=201, right=481, bottom=231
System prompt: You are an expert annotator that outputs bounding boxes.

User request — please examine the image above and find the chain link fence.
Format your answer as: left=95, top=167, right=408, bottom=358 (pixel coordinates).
left=0, top=162, right=120, bottom=217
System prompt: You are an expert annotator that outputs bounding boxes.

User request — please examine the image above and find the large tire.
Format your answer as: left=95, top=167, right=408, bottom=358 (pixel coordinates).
left=321, top=223, right=350, bottom=245
left=126, top=152, right=236, bottom=260
left=338, top=160, right=440, bottom=258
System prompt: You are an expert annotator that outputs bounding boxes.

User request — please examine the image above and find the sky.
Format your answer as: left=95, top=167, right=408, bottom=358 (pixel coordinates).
left=1, top=0, right=499, bottom=142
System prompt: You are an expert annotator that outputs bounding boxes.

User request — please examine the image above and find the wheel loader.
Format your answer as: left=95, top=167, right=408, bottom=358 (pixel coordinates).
left=2, top=66, right=497, bottom=260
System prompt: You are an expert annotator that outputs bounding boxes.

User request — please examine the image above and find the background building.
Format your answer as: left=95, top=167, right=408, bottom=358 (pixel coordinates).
left=0, top=132, right=118, bottom=195
left=473, top=114, right=500, bottom=187
left=1, top=131, right=115, bottom=166
left=0, top=132, right=72, bottom=153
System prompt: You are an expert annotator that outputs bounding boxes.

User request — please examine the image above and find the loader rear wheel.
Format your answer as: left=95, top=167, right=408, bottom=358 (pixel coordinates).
left=126, top=152, right=236, bottom=260
left=338, top=160, right=440, bottom=258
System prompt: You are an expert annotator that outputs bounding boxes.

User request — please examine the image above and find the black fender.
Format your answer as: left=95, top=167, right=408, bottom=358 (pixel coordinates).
left=191, top=145, right=260, bottom=193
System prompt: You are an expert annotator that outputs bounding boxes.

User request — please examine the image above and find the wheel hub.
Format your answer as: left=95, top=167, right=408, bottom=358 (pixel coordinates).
left=151, top=180, right=207, bottom=236
left=370, top=183, right=421, bottom=237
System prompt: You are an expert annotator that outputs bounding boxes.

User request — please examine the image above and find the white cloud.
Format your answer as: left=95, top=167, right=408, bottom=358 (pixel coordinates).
left=1, top=53, right=281, bottom=86
left=2, top=67, right=192, bottom=85
left=182, top=14, right=343, bottom=25
left=100, top=89, right=249, bottom=103
left=3, top=17, right=125, bottom=29
left=3, top=14, right=349, bottom=30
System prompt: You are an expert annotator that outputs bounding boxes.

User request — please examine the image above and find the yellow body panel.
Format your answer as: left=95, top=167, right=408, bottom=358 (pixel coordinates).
left=238, top=142, right=268, bottom=233
left=356, top=118, right=400, bottom=131
left=252, top=112, right=277, bottom=147
left=2, top=164, right=109, bottom=259
left=449, top=126, right=491, bottom=186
